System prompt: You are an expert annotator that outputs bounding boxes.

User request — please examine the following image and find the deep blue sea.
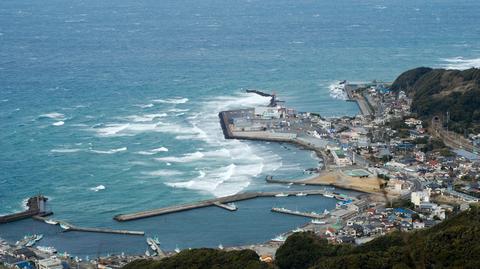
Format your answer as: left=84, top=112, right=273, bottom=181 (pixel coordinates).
left=1, top=0, right=480, bottom=257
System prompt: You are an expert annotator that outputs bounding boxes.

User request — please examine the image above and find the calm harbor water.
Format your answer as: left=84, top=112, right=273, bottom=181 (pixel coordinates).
left=1, top=0, right=480, bottom=257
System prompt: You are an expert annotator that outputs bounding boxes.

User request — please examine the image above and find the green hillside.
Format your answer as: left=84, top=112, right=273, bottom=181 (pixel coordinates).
left=390, top=67, right=480, bottom=134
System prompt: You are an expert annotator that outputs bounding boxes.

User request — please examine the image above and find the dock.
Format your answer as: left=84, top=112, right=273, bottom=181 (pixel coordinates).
left=32, top=216, right=144, bottom=236
left=114, top=190, right=338, bottom=222
left=271, top=207, right=328, bottom=219
left=0, top=195, right=51, bottom=224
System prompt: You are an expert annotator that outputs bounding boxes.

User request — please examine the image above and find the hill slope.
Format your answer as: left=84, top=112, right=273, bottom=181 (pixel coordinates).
left=276, top=205, right=480, bottom=269
left=390, top=67, right=480, bottom=133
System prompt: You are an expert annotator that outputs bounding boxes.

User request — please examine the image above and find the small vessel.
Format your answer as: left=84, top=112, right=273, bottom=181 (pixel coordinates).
left=271, top=234, right=287, bottom=242
left=152, top=236, right=161, bottom=245
left=323, top=192, right=334, bottom=198
left=146, top=238, right=158, bottom=251
left=35, top=234, right=44, bottom=241
left=145, top=250, right=151, bottom=257
left=37, top=246, right=57, bottom=254
left=296, top=192, right=307, bottom=197
left=323, top=209, right=330, bottom=215
left=59, top=223, right=70, bottom=230
left=44, top=219, right=58, bottom=225
left=311, top=219, right=326, bottom=225
left=275, top=193, right=289, bottom=197
left=218, top=244, right=224, bottom=250
left=225, top=203, right=237, bottom=211
left=174, top=245, right=181, bottom=253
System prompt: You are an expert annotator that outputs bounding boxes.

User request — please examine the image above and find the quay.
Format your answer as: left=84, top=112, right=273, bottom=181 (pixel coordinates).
left=114, top=190, right=338, bottom=222
left=271, top=207, right=327, bottom=219
left=32, top=216, right=144, bottom=236
left=0, top=195, right=51, bottom=223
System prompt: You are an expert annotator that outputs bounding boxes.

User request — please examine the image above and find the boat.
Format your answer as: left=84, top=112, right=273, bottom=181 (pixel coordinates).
left=275, top=193, right=289, bottom=197
left=152, top=236, right=161, bottom=245
left=146, top=238, right=158, bottom=251
left=145, top=250, right=151, bottom=257
left=218, top=244, right=224, bottom=250
left=37, top=246, right=57, bottom=254
left=296, top=192, right=307, bottom=197
left=311, top=219, right=326, bottom=225
left=271, top=234, right=287, bottom=242
left=174, top=245, right=181, bottom=253
left=323, top=192, right=334, bottom=198
left=225, top=203, right=237, bottom=211
left=323, top=209, right=330, bottom=215
left=35, top=234, right=44, bottom=242
left=44, top=219, right=58, bottom=225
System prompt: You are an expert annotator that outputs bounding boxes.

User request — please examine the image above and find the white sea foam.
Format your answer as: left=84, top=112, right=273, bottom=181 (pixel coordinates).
left=142, top=170, right=183, bottom=177
left=135, top=103, right=154, bottom=108
left=156, top=151, right=204, bottom=163
left=136, top=147, right=169, bottom=155
left=168, top=108, right=190, bottom=112
left=90, top=185, right=106, bottom=192
left=39, top=112, right=65, bottom=120
left=440, top=57, right=480, bottom=70
left=51, top=148, right=82, bottom=153
left=124, top=113, right=167, bottom=122
left=328, top=81, right=347, bottom=100
left=52, top=121, right=65, bottom=126
left=90, top=147, right=127, bottom=154
left=152, top=97, right=189, bottom=104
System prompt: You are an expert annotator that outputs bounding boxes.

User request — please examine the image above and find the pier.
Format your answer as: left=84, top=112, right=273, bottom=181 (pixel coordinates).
left=32, top=216, right=144, bottom=236
left=0, top=195, right=51, bottom=223
left=271, top=207, right=328, bottom=219
left=114, top=190, right=338, bottom=222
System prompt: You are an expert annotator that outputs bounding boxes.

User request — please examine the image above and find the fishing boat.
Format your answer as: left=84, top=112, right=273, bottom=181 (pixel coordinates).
left=218, top=244, right=224, bottom=250
left=275, top=193, right=289, bottom=197
left=44, top=219, right=58, bottom=225
left=296, top=192, right=307, bottom=197
left=174, top=245, right=181, bottom=253
left=271, top=234, right=287, bottom=242
left=323, top=192, right=334, bottom=198
left=37, top=246, right=57, bottom=254
left=145, top=250, right=151, bottom=257
left=152, top=236, right=161, bottom=245
left=311, top=219, right=326, bottom=225
left=59, top=223, right=70, bottom=230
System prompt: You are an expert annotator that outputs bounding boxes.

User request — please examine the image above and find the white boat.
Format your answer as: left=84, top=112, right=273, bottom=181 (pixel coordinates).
left=323, top=209, right=330, bottom=215
left=296, top=192, right=307, bottom=197
left=35, top=234, right=44, bottom=242
left=174, top=245, right=181, bottom=253
left=59, top=223, right=70, bottom=230
left=218, top=244, right=224, bottom=250
left=311, top=219, right=326, bottom=225
left=271, top=234, right=287, bottom=242
left=225, top=203, right=237, bottom=211
left=153, top=236, right=161, bottom=245
left=275, top=193, right=289, bottom=197
left=145, top=250, right=151, bottom=257
left=44, top=219, right=58, bottom=225
left=37, top=246, right=57, bottom=254
left=146, top=238, right=158, bottom=251
left=323, top=193, right=334, bottom=198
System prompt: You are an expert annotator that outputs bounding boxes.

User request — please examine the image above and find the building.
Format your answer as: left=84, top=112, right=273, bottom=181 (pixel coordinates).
left=411, top=190, right=430, bottom=207
left=37, top=257, right=63, bottom=269
left=331, top=149, right=351, bottom=167
left=254, top=106, right=281, bottom=119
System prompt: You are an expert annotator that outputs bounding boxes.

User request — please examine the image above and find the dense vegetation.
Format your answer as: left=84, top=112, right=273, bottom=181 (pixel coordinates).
left=391, top=67, right=480, bottom=134
left=276, top=205, right=480, bottom=269
left=122, top=248, right=268, bottom=269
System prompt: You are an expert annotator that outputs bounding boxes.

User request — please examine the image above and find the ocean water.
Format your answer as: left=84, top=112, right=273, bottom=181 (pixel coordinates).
left=1, top=0, right=480, bottom=257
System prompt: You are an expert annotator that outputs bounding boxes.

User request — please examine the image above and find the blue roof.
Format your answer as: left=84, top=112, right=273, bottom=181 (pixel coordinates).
left=14, top=261, right=34, bottom=269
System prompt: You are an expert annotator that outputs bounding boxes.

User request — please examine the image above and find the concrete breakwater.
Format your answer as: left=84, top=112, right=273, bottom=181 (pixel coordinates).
left=0, top=195, right=51, bottom=223
left=114, top=190, right=337, bottom=222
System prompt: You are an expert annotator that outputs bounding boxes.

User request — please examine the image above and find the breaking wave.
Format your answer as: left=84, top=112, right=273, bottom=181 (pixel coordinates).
left=136, top=147, right=169, bottom=155
left=39, top=112, right=65, bottom=120
left=90, top=185, right=106, bottom=192
left=328, top=81, right=347, bottom=100
left=90, top=147, right=127, bottom=154
left=142, top=170, right=183, bottom=177
left=152, top=97, right=189, bottom=104
left=440, top=57, right=480, bottom=70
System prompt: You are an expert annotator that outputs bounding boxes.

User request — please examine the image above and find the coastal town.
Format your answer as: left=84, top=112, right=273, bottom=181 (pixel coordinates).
left=2, top=82, right=480, bottom=269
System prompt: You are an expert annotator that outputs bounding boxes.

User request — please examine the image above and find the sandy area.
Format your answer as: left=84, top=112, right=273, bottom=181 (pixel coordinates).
left=302, top=169, right=386, bottom=194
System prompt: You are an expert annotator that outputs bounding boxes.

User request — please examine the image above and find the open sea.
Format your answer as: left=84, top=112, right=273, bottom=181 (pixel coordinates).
left=1, top=0, right=480, bottom=257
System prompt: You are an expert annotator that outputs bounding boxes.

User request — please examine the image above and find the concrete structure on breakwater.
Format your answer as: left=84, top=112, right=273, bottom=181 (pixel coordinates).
left=0, top=195, right=51, bottom=223
left=114, top=190, right=340, bottom=222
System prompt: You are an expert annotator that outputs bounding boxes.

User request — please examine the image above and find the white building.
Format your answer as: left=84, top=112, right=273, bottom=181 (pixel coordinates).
left=37, top=257, right=63, bottom=269
left=254, top=106, right=281, bottom=119
left=411, top=190, right=430, bottom=207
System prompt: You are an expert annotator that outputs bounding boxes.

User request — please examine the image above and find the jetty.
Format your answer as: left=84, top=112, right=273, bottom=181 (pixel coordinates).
left=114, top=190, right=336, bottom=222
left=0, top=195, right=51, bottom=223
left=271, top=207, right=328, bottom=219
left=32, top=216, right=144, bottom=236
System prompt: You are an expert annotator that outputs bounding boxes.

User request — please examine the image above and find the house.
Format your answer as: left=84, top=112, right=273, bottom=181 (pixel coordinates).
left=411, top=190, right=430, bottom=207
left=36, top=257, right=63, bottom=269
